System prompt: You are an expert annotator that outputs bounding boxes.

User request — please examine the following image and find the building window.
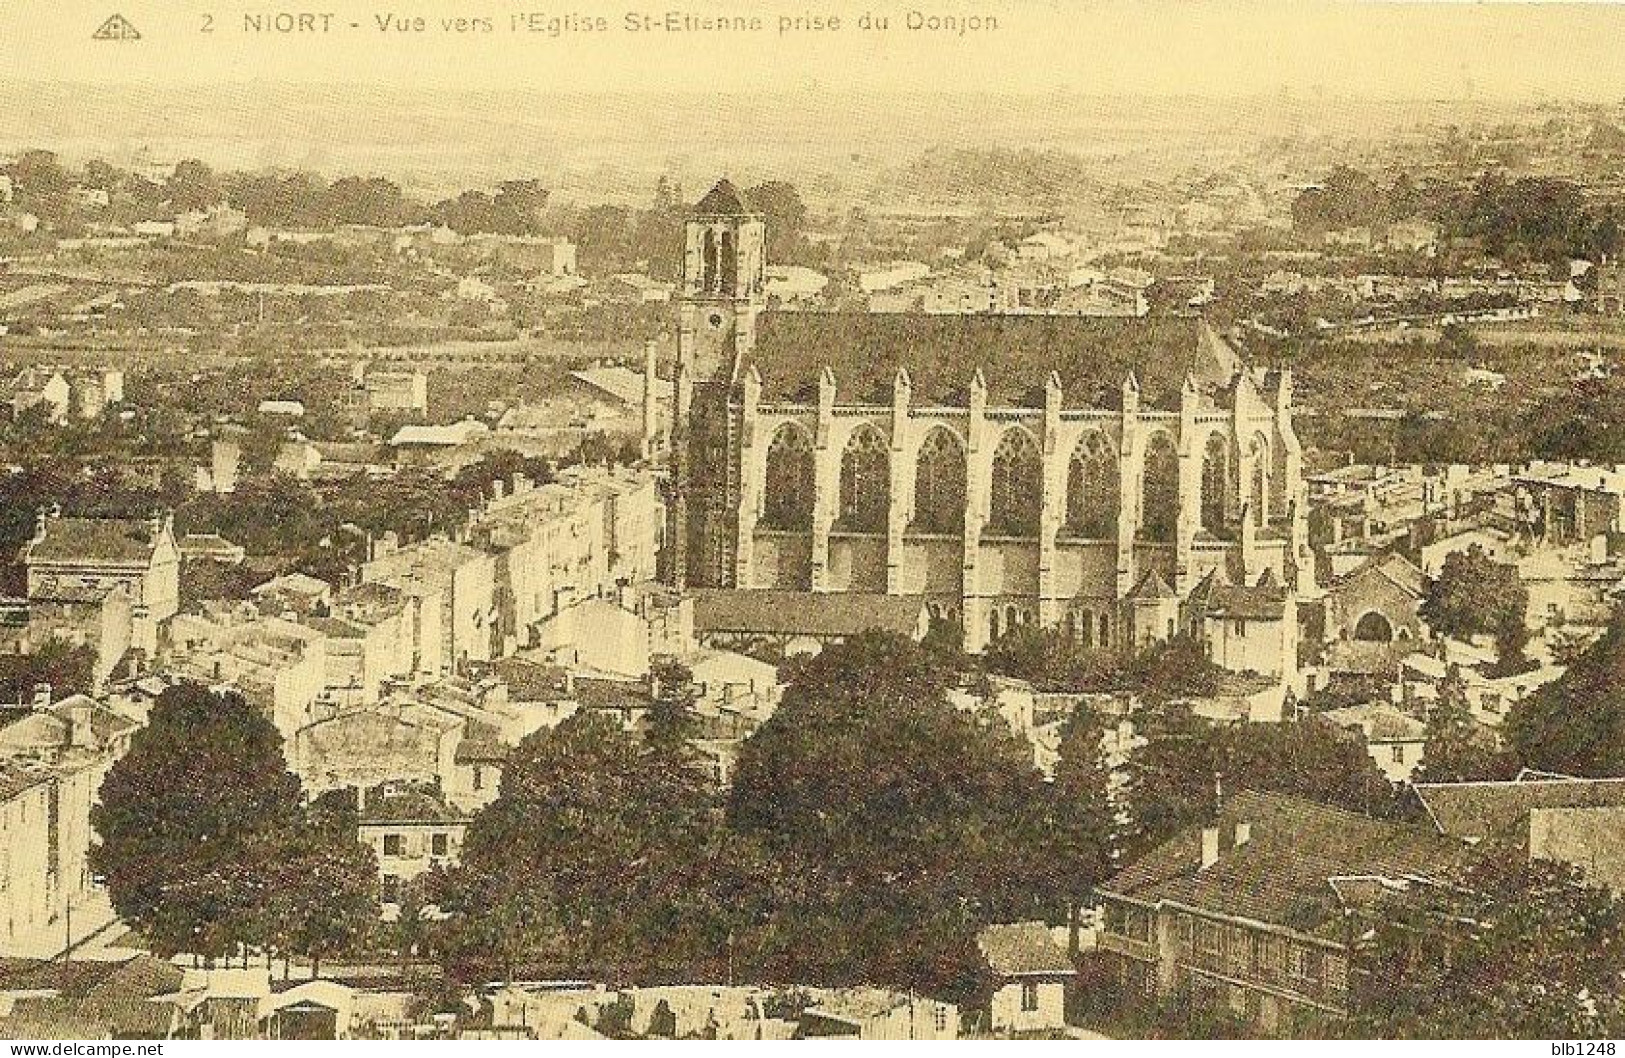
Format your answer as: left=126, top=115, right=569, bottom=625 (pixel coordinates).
left=762, top=424, right=815, bottom=530
left=1201, top=433, right=1233, bottom=536
left=472, top=766, right=484, bottom=791
left=1233, top=618, right=1247, bottom=637
left=1065, top=432, right=1118, bottom=538
left=837, top=425, right=890, bottom=533
left=988, top=428, right=1041, bottom=537
left=1391, top=744, right=1405, bottom=765
left=431, top=833, right=450, bottom=857
left=1140, top=433, right=1178, bottom=542
left=913, top=427, right=966, bottom=534
left=933, top=1005, right=949, bottom=1032
left=382, top=834, right=404, bottom=857
left=1248, top=433, right=1270, bottom=525
left=1020, top=982, right=1040, bottom=1012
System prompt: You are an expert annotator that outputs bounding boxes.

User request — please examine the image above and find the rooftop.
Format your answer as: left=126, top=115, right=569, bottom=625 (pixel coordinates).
left=745, top=313, right=1251, bottom=409
left=1099, top=790, right=1466, bottom=938
left=27, top=516, right=165, bottom=566
left=690, top=589, right=926, bottom=639
left=1415, top=776, right=1625, bottom=843
left=976, top=922, right=1076, bottom=978
left=692, top=178, right=755, bottom=217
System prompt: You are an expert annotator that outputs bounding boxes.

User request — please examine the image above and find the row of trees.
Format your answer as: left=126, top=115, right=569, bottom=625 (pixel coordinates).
left=1292, top=165, right=1623, bottom=266
left=3, top=150, right=549, bottom=236
left=410, top=634, right=1113, bottom=1002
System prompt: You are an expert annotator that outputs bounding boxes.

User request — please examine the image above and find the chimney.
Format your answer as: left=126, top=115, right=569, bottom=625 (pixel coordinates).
left=563, top=669, right=576, bottom=697
left=68, top=703, right=94, bottom=749
left=1200, top=826, right=1220, bottom=870
left=1234, top=821, right=1252, bottom=848
left=30, top=683, right=51, bottom=710
left=492, top=479, right=505, bottom=502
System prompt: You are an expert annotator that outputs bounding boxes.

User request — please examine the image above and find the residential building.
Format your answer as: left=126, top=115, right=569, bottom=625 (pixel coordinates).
left=975, top=922, right=1075, bottom=1035
left=1096, top=790, right=1465, bottom=1035
left=0, top=694, right=138, bottom=956
left=166, top=607, right=328, bottom=739
left=362, top=536, right=497, bottom=673
left=1319, top=702, right=1428, bottom=782
left=23, top=511, right=179, bottom=656
left=357, top=787, right=471, bottom=908
left=797, top=988, right=958, bottom=1040
left=1415, top=776, right=1625, bottom=892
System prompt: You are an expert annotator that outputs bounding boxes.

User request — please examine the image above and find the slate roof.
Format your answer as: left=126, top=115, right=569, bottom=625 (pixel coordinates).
left=1414, top=777, right=1625, bottom=843
left=745, top=312, right=1248, bottom=409
left=453, top=720, right=509, bottom=765
left=1206, top=571, right=1288, bottom=620
left=493, top=657, right=571, bottom=701
left=1099, top=790, right=1467, bottom=938
left=693, top=178, right=754, bottom=217
left=359, top=788, right=469, bottom=825
left=690, top=589, right=927, bottom=639
left=1320, top=702, right=1427, bottom=743
left=976, top=922, right=1076, bottom=978
left=27, top=517, right=161, bottom=565
left=0, top=953, right=183, bottom=1001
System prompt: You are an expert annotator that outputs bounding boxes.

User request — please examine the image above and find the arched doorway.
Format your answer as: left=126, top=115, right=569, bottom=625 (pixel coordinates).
left=1353, top=611, right=1395, bottom=642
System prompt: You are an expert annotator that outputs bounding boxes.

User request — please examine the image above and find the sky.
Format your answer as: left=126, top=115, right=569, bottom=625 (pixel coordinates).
left=1, top=0, right=1624, bottom=102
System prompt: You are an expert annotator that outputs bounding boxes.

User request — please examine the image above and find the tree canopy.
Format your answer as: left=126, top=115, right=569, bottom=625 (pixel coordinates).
left=1349, top=847, right=1625, bottom=1038
left=1505, top=613, right=1625, bottom=777
left=92, top=683, right=377, bottom=963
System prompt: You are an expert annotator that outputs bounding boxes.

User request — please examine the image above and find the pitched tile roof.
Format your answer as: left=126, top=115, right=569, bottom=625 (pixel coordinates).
left=359, top=788, right=469, bottom=825
left=690, top=589, right=927, bottom=639
left=1207, top=570, right=1288, bottom=620
left=1415, top=777, right=1625, bottom=843
left=693, top=178, right=754, bottom=217
left=27, top=517, right=161, bottom=565
left=1099, top=790, right=1466, bottom=938
left=746, top=313, right=1248, bottom=409
left=977, top=922, right=1076, bottom=978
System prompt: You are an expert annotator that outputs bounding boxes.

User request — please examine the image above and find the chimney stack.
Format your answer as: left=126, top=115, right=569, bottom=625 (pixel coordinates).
left=1235, top=821, right=1252, bottom=848
left=1200, top=827, right=1220, bottom=870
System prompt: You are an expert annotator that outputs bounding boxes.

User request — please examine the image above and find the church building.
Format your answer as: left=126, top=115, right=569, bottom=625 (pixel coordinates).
left=662, top=180, right=1314, bottom=655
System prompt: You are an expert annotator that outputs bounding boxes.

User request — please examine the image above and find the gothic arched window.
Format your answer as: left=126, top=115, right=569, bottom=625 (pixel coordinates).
left=720, top=229, right=738, bottom=295
left=702, top=229, right=718, bottom=293
left=761, top=424, right=814, bottom=530
left=1248, top=433, right=1270, bottom=527
left=838, top=425, right=890, bottom=533
left=912, top=427, right=966, bottom=534
left=1065, top=432, right=1118, bottom=538
left=1140, top=432, right=1178, bottom=543
left=1201, top=433, right=1232, bottom=536
left=987, top=428, right=1042, bottom=537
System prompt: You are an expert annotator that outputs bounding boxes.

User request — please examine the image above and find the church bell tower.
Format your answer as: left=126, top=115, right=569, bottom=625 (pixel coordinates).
left=669, top=179, right=767, bottom=589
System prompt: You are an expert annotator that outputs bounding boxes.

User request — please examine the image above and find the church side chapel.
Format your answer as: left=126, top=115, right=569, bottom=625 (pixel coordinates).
left=661, top=179, right=1313, bottom=672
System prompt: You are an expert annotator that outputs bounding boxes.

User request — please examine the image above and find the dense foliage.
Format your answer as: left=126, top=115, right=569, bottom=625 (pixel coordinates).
left=91, top=683, right=378, bottom=965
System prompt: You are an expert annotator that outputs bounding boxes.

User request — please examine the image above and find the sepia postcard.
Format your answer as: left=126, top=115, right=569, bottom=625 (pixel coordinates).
left=2, top=0, right=1625, bottom=1044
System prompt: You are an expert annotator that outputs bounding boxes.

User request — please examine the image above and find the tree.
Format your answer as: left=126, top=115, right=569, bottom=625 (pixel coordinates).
left=264, top=829, right=380, bottom=977
left=1125, top=706, right=1400, bottom=859
left=1046, top=705, right=1115, bottom=952
left=1506, top=612, right=1625, bottom=776
left=167, top=159, right=221, bottom=213
left=91, top=683, right=303, bottom=960
left=1419, top=545, right=1528, bottom=651
left=745, top=181, right=811, bottom=264
left=727, top=633, right=1052, bottom=1001
left=0, top=638, right=95, bottom=703
left=646, top=658, right=700, bottom=756
left=1348, top=847, right=1625, bottom=1038
left=1414, top=665, right=1513, bottom=783
left=447, top=711, right=723, bottom=981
